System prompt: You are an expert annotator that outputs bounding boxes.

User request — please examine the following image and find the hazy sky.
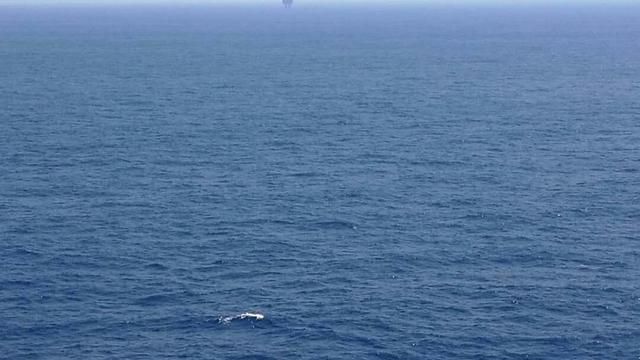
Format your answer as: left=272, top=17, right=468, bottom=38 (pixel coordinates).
left=0, top=0, right=634, bottom=4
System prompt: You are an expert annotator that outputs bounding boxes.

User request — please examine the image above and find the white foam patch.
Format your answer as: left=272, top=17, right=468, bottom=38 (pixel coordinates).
left=218, top=312, right=265, bottom=324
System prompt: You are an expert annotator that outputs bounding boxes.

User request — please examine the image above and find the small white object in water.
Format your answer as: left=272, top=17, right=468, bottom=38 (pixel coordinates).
left=218, top=312, right=265, bottom=324
left=239, top=312, right=264, bottom=320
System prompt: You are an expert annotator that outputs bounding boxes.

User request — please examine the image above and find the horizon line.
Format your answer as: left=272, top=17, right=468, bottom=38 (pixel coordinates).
left=1, top=0, right=639, bottom=6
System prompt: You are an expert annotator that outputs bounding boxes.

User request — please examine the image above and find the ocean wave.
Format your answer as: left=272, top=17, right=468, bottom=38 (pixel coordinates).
left=218, top=312, right=266, bottom=325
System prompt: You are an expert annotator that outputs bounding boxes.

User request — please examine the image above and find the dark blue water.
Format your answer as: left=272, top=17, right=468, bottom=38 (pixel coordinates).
left=1, top=4, right=639, bottom=359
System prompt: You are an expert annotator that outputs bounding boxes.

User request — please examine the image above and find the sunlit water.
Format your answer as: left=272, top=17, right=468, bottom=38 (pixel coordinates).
left=1, top=4, right=639, bottom=359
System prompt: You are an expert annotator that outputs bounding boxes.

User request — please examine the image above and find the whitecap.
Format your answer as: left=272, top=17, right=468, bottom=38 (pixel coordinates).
left=218, top=312, right=265, bottom=324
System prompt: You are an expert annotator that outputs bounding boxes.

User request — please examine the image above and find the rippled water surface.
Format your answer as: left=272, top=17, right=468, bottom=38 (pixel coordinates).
left=1, top=4, right=639, bottom=359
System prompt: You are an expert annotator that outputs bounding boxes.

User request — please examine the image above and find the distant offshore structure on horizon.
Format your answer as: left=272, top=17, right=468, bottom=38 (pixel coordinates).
left=283, top=0, right=293, bottom=7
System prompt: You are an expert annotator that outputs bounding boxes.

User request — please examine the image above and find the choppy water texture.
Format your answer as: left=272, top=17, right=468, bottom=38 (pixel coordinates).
left=1, top=4, right=639, bottom=359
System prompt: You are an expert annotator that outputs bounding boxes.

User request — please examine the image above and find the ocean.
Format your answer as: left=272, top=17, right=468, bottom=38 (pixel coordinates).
left=1, top=3, right=639, bottom=359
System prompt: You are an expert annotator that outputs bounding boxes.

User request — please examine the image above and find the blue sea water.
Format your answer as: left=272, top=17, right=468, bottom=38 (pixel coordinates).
left=1, top=3, right=639, bottom=359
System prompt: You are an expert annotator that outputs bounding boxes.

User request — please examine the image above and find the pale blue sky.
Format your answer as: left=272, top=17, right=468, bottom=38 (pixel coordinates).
left=0, top=0, right=634, bottom=4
